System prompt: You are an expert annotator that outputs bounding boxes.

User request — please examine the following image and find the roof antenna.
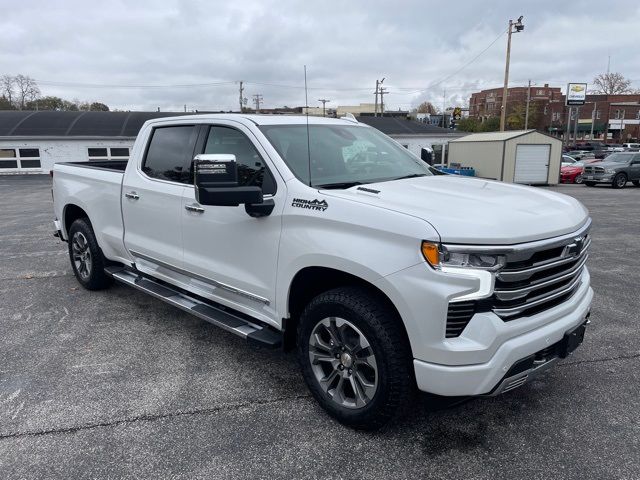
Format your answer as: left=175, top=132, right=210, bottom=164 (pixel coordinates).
left=304, top=65, right=312, bottom=187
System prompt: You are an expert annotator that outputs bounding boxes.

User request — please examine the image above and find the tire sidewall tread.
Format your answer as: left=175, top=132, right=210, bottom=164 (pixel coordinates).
left=68, top=218, right=113, bottom=290
left=297, top=286, right=413, bottom=430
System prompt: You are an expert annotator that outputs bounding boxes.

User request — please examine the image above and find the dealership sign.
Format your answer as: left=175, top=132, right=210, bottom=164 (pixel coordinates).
left=566, top=83, right=587, bottom=105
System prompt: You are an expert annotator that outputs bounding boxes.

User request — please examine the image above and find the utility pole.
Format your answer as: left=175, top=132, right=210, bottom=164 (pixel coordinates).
left=317, top=99, right=330, bottom=117
left=379, top=87, right=388, bottom=116
left=239, top=81, right=244, bottom=113
left=589, top=101, right=596, bottom=140
left=374, top=80, right=379, bottom=117
left=184, top=104, right=187, bottom=113
left=252, top=94, right=263, bottom=113
left=500, top=16, right=525, bottom=131
left=441, top=89, right=447, bottom=128
left=524, top=79, right=531, bottom=130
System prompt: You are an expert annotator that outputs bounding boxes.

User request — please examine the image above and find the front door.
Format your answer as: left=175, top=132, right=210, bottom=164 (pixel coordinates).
left=122, top=124, right=197, bottom=272
left=181, top=123, right=284, bottom=323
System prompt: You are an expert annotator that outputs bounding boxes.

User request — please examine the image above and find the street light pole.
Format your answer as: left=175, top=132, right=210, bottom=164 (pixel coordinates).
left=499, top=16, right=524, bottom=132
left=524, top=79, right=531, bottom=130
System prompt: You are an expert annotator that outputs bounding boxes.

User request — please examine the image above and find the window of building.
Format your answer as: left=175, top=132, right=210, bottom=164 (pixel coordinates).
left=636, top=111, right=640, bottom=120
left=596, top=110, right=601, bottom=119
left=552, top=112, right=560, bottom=121
left=88, top=147, right=131, bottom=161
left=543, top=106, right=548, bottom=115
left=0, top=148, right=41, bottom=169
left=201, top=125, right=275, bottom=194
left=536, top=89, right=545, bottom=95
left=142, top=126, right=195, bottom=183
left=614, top=109, right=625, bottom=120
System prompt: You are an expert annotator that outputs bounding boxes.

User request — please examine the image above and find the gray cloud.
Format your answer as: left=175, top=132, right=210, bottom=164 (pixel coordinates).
left=1, top=0, right=639, bottom=111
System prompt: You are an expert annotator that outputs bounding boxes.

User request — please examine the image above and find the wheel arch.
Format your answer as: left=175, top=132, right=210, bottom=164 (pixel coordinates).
left=63, top=203, right=91, bottom=238
left=282, top=266, right=411, bottom=354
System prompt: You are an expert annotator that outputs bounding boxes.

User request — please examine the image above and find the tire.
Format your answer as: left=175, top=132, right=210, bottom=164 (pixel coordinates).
left=574, top=174, right=584, bottom=185
left=633, top=180, right=640, bottom=187
left=297, top=286, right=413, bottom=430
left=68, top=218, right=113, bottom=290
left=612, top=173, right=627, bottom=189
left=584, top=181, right=596, bottom=187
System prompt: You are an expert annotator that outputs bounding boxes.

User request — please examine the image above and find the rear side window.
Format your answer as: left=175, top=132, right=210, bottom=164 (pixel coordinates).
left=143, top=126, right=195, bottom=183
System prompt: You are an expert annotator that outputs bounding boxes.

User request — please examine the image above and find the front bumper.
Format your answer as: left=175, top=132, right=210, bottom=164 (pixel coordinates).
left=412, top=280, right=593, bottom=396
left=583, top=173, right=613, bottom=183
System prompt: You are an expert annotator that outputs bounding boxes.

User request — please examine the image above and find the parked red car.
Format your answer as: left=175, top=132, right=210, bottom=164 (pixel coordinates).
left=560, top=158, right=601, bottom=184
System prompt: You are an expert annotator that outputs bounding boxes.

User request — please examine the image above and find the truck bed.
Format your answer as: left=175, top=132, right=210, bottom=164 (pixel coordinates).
left=53, top=160, right=129, bottom=265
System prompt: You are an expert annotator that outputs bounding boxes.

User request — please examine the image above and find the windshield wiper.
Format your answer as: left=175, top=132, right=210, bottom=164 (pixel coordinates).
left=389, top=173, right=429, bottom=181
left=315, top=181, right=364, bottom=189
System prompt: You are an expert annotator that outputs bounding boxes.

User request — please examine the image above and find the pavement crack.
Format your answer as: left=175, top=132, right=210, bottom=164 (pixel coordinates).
left=559, top=352, right=640, bottom=367
left=0, top=394, right=311, bottom=441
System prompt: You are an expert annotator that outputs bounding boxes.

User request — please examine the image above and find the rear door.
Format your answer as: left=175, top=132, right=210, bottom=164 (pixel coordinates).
left=514, top=144, right=551, bottom=184
left=630, top=154, right=640, bottom=180
left=122, top=124, right=198, bottom=271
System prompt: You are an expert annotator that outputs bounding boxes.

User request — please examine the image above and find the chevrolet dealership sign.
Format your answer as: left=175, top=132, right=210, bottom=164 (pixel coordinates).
left=566, top=83, right=587, bottom=106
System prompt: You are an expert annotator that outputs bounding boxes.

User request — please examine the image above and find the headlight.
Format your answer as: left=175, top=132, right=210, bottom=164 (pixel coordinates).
left=421, top=241, right=505, bottom=271
left=604, top=168, right=616, bottom=174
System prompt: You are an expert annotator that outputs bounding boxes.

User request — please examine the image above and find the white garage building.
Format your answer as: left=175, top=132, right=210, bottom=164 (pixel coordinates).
left=447, top=130, right=563, bottom=185
left=0, top=111, right=184, bottom=174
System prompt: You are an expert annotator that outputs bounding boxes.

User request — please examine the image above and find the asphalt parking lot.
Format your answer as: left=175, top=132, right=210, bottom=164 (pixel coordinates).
left=1, top=174, right=639, bottom=480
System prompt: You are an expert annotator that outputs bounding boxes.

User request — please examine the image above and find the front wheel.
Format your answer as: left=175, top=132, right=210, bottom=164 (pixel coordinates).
left=68, top=218, right=113, bottom=290
left=574, top=174, right=584, bottom=184
left=297, top=287, right=413, bottom=430
left=612, top=173, right=627, bottom=189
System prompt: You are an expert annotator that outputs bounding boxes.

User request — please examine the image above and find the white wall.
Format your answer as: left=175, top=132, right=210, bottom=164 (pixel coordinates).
left=0, top=138, right=135, bottom=174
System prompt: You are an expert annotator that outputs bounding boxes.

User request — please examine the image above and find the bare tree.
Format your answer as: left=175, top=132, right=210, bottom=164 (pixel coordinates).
left=592, top=72, right=633, bottom=95
left=415, top=101, right=438, bottom=114
left=0, top=75, right=16, bottom=107
left=14, top=75, right=41, bottom=109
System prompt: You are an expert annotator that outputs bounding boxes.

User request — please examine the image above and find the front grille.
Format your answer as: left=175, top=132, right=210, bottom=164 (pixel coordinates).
left=490, top=234, right=590, bottom=320
left=584, top=166, right=604, bottom=174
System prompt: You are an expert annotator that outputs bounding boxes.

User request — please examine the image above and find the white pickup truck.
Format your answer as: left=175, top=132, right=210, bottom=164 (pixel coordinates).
left=52, top=114, right=593, bottom=430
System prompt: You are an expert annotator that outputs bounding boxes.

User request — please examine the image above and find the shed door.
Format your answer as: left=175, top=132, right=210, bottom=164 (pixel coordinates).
left=514, top=144, right=550, bottom=184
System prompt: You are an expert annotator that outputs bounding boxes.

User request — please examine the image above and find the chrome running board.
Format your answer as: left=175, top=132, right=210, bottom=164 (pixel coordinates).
left=105, top=266, right=281, bottom=348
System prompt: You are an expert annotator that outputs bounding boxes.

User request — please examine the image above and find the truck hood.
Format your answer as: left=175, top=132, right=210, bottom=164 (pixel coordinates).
left=322, top=176, right=589, bottom=244
left=592, top=161, right=628, bottom=169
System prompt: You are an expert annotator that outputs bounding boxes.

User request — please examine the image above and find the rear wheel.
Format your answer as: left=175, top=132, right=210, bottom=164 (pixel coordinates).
left=612, top=173, right=627, bottom=189
left=297, top=287, right=413, bottom=430
left=68, top=218, right=113, bottom=290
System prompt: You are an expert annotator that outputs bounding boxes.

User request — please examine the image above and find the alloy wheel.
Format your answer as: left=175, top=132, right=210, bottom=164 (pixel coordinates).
left=308, top=317, right=378, bottom=409
left=71, top=232, right=92, bottom=280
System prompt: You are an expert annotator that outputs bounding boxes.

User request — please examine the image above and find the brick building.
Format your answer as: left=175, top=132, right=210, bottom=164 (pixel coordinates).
left=469, top=86, right=640, bottom=142
left=469, top=85, right=564, bottom=129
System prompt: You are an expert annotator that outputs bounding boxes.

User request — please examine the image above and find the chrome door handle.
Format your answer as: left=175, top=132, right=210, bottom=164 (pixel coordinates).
left=125, top=191, right=139, bottom=200
left=185, top=204, right=205, bottom=213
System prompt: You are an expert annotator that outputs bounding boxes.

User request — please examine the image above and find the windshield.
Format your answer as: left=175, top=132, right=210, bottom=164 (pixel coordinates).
left=259, top=124, right=432, bottom=188
left=606, top=153, right=634, bottom=163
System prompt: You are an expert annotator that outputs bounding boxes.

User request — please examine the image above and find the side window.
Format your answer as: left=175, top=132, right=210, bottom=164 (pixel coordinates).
left=202, top=126, right=276, bottom=194
left=142, top=126, right=195, bottom=183
left=632, top=154, right=640, bottom=163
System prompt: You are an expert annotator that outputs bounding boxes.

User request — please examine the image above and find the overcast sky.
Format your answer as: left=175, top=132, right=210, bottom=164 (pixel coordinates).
left=2, top=0, right=639, bottom=112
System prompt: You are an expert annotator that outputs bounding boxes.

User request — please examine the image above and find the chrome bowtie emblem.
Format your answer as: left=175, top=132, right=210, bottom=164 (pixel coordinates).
left=562, top=236, right=584, bottom=258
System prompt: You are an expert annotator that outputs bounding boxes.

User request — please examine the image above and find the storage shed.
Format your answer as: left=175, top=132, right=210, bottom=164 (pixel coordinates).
left=447, top=130, right=563, bottom=185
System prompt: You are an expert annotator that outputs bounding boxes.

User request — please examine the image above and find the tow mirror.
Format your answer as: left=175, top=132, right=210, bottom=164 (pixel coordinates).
left=193, top=154, right=263, bottom=207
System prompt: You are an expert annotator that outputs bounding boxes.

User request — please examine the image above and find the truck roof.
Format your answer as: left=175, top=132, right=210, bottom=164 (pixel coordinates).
left=146, top=113, right=364, bottom=127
